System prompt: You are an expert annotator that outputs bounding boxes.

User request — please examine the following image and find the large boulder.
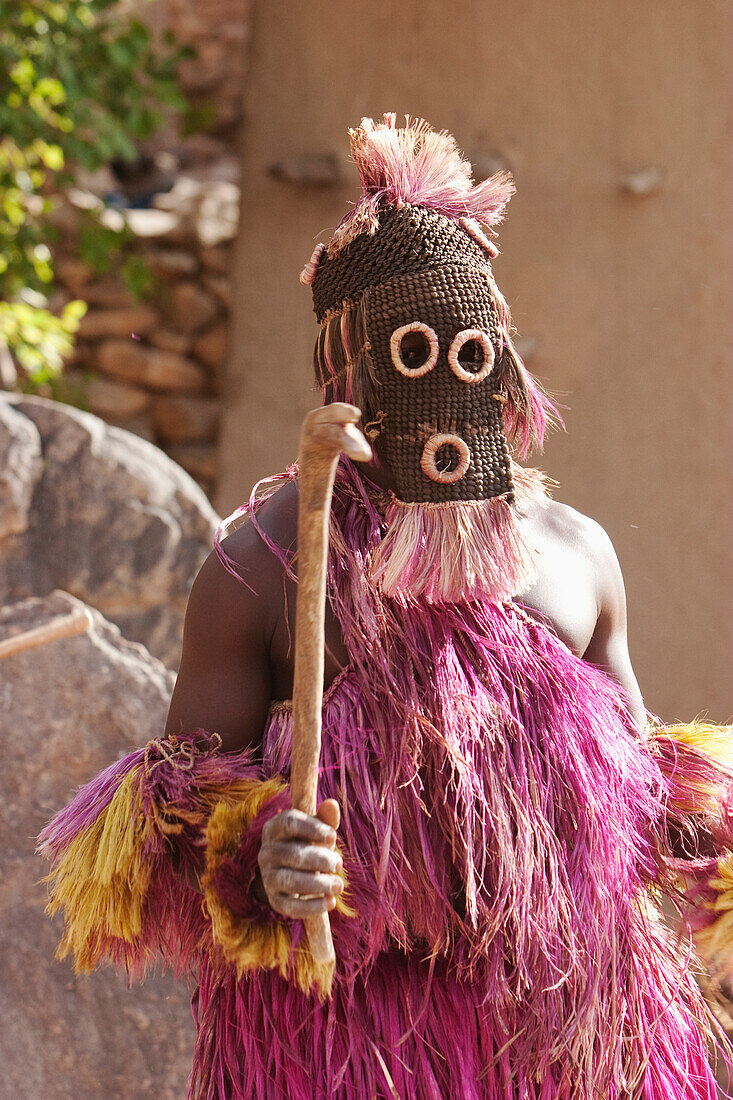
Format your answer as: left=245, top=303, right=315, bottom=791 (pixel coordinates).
left=0, top=394, right=219, bottom=668
left=0, top=592, right=192, bottom=1099
left=0, top=398, right=42, bottom=539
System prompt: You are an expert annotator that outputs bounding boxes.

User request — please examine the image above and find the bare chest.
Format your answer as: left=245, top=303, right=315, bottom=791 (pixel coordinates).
left=269, top=505, right=601, bottom=699
left=516, top=524, right=599, bottom=658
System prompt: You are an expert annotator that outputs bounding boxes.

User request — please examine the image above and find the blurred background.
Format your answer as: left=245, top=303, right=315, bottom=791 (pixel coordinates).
left=224, top=0, right=733, bottom=726
left=4, top=0, right=730, bottom=722
left=1, top=3, right=732, bottom=1092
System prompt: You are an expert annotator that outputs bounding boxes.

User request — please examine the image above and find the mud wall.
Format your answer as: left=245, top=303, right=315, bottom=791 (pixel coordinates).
left=221, top=0, right=733, bottom=721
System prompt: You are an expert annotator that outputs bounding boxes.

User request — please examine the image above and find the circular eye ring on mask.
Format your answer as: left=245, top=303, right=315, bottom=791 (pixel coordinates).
left=421, top=433, right=471, bottom=484
left=390, top=322, right=439, bottom=378
left=448, top=328, right=495, bottom=383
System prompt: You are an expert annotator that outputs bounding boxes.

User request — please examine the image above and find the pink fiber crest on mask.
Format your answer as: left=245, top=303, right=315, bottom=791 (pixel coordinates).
left=329, top=114, right=515, bottom=256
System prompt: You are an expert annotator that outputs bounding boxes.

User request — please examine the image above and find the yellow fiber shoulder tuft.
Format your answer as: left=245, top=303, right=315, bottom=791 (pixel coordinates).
left=660, top=722, right=733, bottom=772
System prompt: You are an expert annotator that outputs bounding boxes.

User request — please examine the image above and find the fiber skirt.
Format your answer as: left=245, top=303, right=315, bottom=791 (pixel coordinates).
left=190, top=947, right=720, bottom=1100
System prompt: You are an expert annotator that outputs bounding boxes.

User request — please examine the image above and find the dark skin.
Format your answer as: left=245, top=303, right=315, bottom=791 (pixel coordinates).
left=166, top=404, right=645, bottom=917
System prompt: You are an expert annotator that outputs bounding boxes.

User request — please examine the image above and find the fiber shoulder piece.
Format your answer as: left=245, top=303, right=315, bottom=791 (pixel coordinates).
left=37, top=734, right=280, bottom=977
left=203, top=787, right=353, bottom=999
left=650, top=721, right=733, bottom=973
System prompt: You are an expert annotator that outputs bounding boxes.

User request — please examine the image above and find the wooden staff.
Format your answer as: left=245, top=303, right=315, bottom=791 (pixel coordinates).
left=0, top=600, right=93, bottom=661
left=290, top=403, right=371, bottom=966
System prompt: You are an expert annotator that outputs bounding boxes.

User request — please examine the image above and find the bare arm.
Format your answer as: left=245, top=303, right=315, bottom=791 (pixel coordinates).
left=581, top=523, right=646, bottom=733
left=165, top=513, right=343, bottom=912
left=166, top=406, right=362, bottom=916
left=165, top=521, right=277, bottom=753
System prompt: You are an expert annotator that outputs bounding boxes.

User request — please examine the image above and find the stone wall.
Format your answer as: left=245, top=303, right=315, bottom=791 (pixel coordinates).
left=47, top=0, right=252, bottom=502
left=168, top=0, right=250, bottom=139
left=120, top=0, right=250, bottom=151
left=54, top=182, right=237, bottom=499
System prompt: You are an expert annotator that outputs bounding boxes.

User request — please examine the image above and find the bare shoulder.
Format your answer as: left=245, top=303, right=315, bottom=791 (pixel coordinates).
left=166, top=479, right=299, bottom=746
left=217, top=479, right=299, bottom=575
left=535, top=501, right=643, bottom=725
left=184, top=480, right=300, bottom=643
left=530, top=498, right=622, bottom=576
left=532, top=498, right=612, bottom=550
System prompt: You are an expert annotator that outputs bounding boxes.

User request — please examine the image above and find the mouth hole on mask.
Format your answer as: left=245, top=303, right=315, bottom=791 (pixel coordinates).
left=421, top=432, right=471, bottom=484
left=435, top=443, right=460, bottom=473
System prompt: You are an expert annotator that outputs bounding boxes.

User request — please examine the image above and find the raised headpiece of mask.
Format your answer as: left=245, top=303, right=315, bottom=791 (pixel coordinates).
left=301, top=115, right=556, bottom=605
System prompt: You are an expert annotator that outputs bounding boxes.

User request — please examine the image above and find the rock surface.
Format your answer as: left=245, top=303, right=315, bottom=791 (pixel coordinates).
left=80, top=375, right=152, bottom=421
left=199, top=244, right=231, bottom=273
left=145, top=248, right=199, bottom=279
left=0, top=399, right=42, bottom=539
left=194, top=322, right=229, bottom=370
left=0, top=592, right=192, bottom=1100
left=81, top=278, right=138, bottom=309
left=0, top=395, right=218, bottom=668
left=167, top=441, right=219, bottom=482
left=149, top=327, right=195, bottom=355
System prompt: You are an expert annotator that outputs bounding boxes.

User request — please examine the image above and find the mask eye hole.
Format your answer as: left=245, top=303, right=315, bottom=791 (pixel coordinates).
left=448, top=328, right=495, bottom=383
left=390, top=322, right=439, bottom=377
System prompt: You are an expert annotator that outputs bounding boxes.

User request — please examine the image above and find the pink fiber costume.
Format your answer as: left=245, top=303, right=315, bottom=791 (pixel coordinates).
left=40, top=117, right=733, bottom=1099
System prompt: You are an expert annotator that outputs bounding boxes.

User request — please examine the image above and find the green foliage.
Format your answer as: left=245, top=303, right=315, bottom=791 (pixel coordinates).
left=121, top=252, right=154, bottom=299
left=0, top=0, right=192, bottom=389
left=0, top=296, right=86, bottom=386
left=77, top=209, right=128, bottom=275
left=181, top=100, right=217, bottom=137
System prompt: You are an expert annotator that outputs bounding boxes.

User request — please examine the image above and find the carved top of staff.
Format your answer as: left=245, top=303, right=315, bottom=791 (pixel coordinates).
left=289, top=403, right=371, bottom=968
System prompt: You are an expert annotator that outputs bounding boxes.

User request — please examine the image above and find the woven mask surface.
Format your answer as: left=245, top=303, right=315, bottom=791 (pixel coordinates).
left=363, top=265, right=513, bottom=505
left=312, top=205, right=490, bottom=322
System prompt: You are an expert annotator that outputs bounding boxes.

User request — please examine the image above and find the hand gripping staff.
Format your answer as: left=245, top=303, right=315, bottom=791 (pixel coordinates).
left=290, top=404, right=372, bottom=967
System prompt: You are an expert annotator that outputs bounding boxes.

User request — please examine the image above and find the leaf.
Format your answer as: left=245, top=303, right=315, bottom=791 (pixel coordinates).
left=127, top=19, right=150, bottom=52
left=10, top=59, right=36, bottom=88
left=121, top=254, right=153, bottom=300
left=35, top=77, right=66, bottom=105
left=2, top=0, right=191, bottom=393
left=107, top=40, right=134, bottom=68
left=62, top=298, right=87, bottom=324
